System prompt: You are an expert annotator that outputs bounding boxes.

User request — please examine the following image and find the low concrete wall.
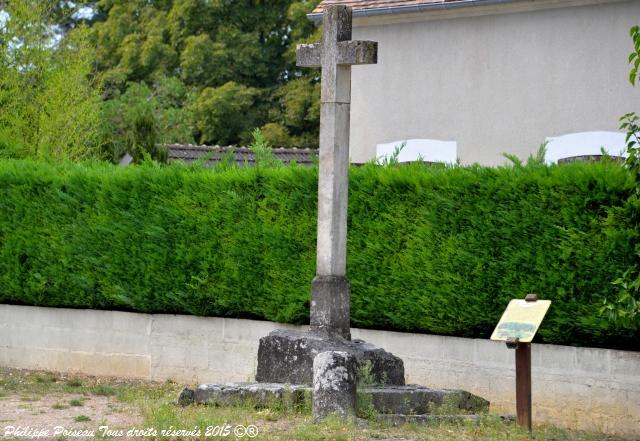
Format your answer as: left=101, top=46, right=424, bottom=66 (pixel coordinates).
left=0, top=304, right=638, bottom=437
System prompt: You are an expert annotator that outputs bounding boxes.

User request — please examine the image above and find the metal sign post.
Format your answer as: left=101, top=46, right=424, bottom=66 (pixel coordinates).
left=492, top=293, right=551, bottom=432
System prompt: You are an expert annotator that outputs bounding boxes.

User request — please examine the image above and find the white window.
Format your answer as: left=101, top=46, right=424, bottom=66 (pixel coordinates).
left=376, top=139, right=457, bottom=165
left=544, top=132, right=628, bottom=165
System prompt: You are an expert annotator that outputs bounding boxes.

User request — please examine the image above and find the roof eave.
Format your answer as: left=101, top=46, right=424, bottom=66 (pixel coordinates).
left=307, top=0, right=521, bottom=24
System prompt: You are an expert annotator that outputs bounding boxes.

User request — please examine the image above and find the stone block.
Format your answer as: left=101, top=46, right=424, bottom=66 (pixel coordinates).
left=184, top=382, right=489, bottom=418
left=255, top=329, right=405, bottom=385
left=191, top=383, right=309, bottom=409
left=313, top=351, right=357, bottom=420
left=362, top=385, right=489, bottom=415
left=376, top=414, right=512, bottom=425
left=310, top=276, right=350, bottom=340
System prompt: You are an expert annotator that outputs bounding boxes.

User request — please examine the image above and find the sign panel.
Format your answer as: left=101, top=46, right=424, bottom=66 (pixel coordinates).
left=490, top=299, right=551, bottom=343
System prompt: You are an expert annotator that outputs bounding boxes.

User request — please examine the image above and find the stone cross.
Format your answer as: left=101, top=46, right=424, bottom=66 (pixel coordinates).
left=297, top=6, right=377, bottom=340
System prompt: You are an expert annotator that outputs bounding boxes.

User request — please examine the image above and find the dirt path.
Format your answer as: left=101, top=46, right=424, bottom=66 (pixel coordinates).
left=0, top=392, right=142, bottom=439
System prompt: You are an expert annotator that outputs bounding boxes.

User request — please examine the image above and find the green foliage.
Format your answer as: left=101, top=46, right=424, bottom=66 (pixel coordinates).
left=101, top=77, right=192, bottom=162
left=266, top=78, right=321, bottom=147
left=179, top=34, right=218, bottom=86
left=0, top=0, right=103, bottom=161
left=601, top=116, right=640, bottom=330
left=606, top=268, right=640, bottom=329
left=69, top=398, right=84, bottom=407
left=1, top=0, right=323, bottom=157
left=628, top=25, right=640, bottom=86
left=259, top=123, right=294, bottom=148
left=601, top=26, right=640, bottom=330
left=88, top=0, right=321, bottom=147
left=249, top=129, right=283, bottom=169
left=376, top=142, right=406, bottom=167
left=355, top=361, right=377, bottom=420
left=0, top=159, right=636, bottom=350
left=191, top=82, right=262, bottom=145
left=620, top=112, right=640, bottom=185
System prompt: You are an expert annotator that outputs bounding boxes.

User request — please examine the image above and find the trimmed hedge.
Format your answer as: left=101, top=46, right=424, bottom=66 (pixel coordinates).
left=0, top=159, right=637, bottom=350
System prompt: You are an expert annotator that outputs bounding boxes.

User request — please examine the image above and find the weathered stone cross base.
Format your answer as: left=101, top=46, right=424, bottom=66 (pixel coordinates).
left=178, top=382, right=489, bottom=417
left=255, top=329, right=405, bottom=386
left=182, top=329, right=490, bottom=421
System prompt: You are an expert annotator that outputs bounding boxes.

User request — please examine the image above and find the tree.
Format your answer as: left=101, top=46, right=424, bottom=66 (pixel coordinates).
left=263, top=77, right=320, bottom=147
left=262, top=1, right=321, bottom=147
left=0, top=0, right=103, bottom=161
left=101, top=77, right=193, bottom=162
left=88, top=0, right=321, bottom=148
left=1, top=0, right=324, bottom=157
left=191, top=82, right=262, bottom=145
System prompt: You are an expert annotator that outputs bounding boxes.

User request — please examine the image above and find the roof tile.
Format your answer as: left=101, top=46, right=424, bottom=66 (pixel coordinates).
left=166, top=144, right=319, bottom=167
left=313, top=0, right=473, bottom=14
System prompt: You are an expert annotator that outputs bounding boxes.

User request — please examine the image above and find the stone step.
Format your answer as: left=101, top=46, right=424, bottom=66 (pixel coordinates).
left=185, top=383, right=309, bottom=409
left=179, top=383, right=489, bottom=416
left=365, top=385, right=489, bottom=415
left=377, top=414, right=514, bottom=426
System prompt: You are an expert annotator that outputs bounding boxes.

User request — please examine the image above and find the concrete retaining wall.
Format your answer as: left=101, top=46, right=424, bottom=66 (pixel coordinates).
left=0, top=304, right=638, bottom=437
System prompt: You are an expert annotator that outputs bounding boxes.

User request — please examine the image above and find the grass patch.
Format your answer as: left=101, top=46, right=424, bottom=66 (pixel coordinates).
left=74, top=415, right=91, bottom=422
left=107, top=403, right=127, bottom=413
left=34, top=373, right=57, bottom=384
left=91, top=385, right=116, bottom=396
left=69, top=398, right=84, bottom=407
left=66, top=379, right=82, bottom=387
left=51, top=402, right=69, bottom=410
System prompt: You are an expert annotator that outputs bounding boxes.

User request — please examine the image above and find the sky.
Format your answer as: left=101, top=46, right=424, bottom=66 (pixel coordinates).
left=0, top=4, right=93, bottom=48
left=0, top=3, right=95, bottom=30
left=0, top=10, right=9, bottom=30
left=74, top=6, right=94, bottom=20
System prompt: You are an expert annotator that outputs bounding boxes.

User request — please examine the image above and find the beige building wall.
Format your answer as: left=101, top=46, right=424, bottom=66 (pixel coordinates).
left=349, top=0, right=640, bottom=165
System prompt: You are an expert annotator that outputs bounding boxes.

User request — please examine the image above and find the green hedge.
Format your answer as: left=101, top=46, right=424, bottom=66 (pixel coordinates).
left=0, top=159, right=637, bottom=350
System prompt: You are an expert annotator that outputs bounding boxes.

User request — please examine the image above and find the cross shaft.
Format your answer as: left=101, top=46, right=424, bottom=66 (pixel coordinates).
left=296, top=5, right=377, bottom=339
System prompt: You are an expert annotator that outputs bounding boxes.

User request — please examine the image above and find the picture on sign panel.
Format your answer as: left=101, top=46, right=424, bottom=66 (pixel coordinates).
left=490, top=299, right=551, bottom=343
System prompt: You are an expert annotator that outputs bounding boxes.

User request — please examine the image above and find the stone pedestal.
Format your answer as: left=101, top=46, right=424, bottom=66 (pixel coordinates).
left=313, top=351, right=357, bottom=421
left=310, top=275, right=351, bottom=339
left=255, top=329, right=405, bottom=386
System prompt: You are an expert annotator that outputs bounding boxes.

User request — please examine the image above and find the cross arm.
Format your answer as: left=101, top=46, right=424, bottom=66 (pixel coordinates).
left=296, top=40, right=378, bottom=68
left=337, top=40, right=377, bottom=65
left=297, top=43, right=321, bottom=68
